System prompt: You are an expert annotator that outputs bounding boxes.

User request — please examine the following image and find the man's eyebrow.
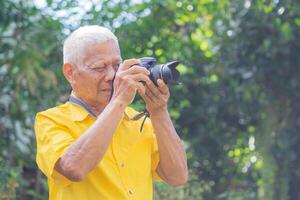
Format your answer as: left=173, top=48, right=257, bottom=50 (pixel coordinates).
left=85, top=59, right=105, bottom=68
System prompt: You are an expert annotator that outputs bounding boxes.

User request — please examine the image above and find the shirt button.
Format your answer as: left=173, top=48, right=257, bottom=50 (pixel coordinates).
left=128, top=190, right=133, bottom=195
left=120, top=162, right=125, bottom=167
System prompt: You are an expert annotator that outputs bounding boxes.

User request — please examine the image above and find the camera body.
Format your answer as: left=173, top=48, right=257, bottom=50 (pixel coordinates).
left=139, top=57, right=180, bottom=85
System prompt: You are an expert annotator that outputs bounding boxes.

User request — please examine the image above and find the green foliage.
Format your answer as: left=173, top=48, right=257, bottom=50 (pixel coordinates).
left=0, top=159, right=20, bottom=200
left=154, top=170, right=209, bottom=200
left=0, top=0, right=65, bottom=199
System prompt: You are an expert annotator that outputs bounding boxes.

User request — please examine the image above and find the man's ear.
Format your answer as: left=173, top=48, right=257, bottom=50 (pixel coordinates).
left=63, top=63, right=74, bottom=84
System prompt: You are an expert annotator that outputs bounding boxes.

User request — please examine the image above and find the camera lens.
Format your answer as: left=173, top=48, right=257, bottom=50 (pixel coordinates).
left=140, top=57, right=180, bottom=85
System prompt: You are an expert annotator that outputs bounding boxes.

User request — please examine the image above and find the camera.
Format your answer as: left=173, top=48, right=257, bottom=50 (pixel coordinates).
left=139, top=57, right=180, bottom=85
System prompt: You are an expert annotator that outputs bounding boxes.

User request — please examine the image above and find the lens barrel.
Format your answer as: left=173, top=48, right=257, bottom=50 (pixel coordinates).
left=140, top=57, right=180, bottom=85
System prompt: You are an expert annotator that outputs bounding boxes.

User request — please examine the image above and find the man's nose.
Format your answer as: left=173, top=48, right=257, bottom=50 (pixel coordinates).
left=104, top=65, right=116, bottom=82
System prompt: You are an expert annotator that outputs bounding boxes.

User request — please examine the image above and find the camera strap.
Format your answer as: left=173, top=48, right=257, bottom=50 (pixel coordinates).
left=131, top=108, right=150, bottom=133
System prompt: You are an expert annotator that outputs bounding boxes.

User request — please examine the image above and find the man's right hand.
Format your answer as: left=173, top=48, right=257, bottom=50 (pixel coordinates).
left=111, top=58, right=150, bottom=106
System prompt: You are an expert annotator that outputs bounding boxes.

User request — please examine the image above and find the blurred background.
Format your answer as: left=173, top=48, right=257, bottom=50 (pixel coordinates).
left=1, top=0, right=300, bottom=199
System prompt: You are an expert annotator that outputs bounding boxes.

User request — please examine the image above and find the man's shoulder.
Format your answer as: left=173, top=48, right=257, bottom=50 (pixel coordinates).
left=36, top=102, right=72, bottom=122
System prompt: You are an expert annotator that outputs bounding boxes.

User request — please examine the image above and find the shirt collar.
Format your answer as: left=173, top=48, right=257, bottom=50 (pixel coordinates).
left=69, top=92, right=131, bottom=122
left=69, top=102, right=90, bottom=122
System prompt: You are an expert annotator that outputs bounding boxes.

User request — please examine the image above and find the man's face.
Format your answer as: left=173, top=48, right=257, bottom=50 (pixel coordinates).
left=71, top=40, right=122, bottom=107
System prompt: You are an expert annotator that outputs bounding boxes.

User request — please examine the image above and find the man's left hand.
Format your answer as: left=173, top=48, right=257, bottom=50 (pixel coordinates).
left=139, top=79, right=170, bottom=115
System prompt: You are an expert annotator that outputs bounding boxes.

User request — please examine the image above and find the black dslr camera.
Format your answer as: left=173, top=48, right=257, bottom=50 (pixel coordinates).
left=139, top=57, right=180, bottom=85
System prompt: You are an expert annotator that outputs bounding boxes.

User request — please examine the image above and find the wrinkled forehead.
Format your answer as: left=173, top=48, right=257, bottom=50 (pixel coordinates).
left=80, top=40, right=122, bottom=65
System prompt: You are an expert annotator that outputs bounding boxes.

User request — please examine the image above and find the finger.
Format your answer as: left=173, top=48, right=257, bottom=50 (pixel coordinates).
left=126, top=74, right=151, bottom=84
left=118, top=58, right=140, bottom=71
left=157, top=79, right=169, bottom=95
left=146, top=80, right=161, bottom=97
left=121, top=65, right=150, bottom=76
left=128, top=79, right=145, bottom=93
left=138, top=89, right=149, bottom=102
left=136, top=82, right=145, bottom=95
left=145, top=87, right=156, bottom=102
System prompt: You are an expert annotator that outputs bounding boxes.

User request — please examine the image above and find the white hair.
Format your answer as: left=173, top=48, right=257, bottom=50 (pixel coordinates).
left=63, top=25, right=119, bottom=64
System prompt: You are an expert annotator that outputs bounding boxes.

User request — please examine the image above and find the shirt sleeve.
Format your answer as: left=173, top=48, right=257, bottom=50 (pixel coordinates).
left=35, top=112, right=75, bottom=186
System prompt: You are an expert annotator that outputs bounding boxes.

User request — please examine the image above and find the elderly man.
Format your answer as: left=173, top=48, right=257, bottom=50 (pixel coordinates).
left=35, top=25, right=188, bottom=200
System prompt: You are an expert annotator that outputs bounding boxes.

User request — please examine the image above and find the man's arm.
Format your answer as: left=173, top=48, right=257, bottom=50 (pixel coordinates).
left=55, top=99, right=126, bottom=181
left=150, top=108, right=188, bottom=186
left=139, top=79, right=188, bottom=186
left=55, top=59, right=151, bottom=181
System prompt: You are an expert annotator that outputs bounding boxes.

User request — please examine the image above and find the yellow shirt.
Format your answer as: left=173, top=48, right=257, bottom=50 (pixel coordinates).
left=35, top=101, right=161, bottom=200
